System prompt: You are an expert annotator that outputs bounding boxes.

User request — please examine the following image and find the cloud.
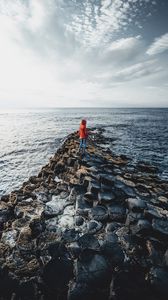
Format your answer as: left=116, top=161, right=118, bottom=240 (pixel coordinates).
left=0, top=0, right=167, bottom=107
left=114, top=59, right=163, bottom=81
left=147, top=33, right=168, bottom=55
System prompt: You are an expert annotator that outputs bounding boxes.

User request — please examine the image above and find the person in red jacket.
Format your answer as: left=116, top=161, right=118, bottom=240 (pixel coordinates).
left=79, top=119, right=88, bottom=153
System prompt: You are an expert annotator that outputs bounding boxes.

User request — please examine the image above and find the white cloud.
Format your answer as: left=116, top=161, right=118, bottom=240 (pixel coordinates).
left=0, top=0, right=167, bottom=108
left=147, top=33, right=168, bottom=56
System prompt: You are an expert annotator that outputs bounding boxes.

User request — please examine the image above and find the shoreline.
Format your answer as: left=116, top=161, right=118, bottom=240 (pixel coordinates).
left=0, top=128, right=168, bottom=300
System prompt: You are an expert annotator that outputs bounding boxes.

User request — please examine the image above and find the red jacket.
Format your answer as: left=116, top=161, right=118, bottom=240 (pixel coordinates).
left=79, top=120, right=88, bottom=139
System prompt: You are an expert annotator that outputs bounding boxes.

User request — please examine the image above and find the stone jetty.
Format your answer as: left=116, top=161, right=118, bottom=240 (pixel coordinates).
left=0, top=128, right=168, bottom=300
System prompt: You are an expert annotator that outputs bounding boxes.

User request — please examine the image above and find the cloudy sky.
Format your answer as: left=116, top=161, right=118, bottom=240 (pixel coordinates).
left=0, top=0, right=168, bottom=108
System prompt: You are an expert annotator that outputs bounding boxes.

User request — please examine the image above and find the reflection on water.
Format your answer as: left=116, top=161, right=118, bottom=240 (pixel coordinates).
left=0, top=108, right=168, bottom=195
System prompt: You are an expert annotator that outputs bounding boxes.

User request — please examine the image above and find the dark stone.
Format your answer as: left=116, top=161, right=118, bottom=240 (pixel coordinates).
left=101, top=239, right=124, bottom=265
left=87, top=220, right=102, bottom=234
left=106, top=222, right=121, bottom=233
left=75, top=253, right=111, bottom=287
left=68, top=282, right=109, bottom=300
left=62, top=229, right=79, bottom=243
left=89, top=205, right=108, bottom=221
left=48, top=241, right=68, bottom=258
left=148, top=267, right=168, bottom=296
left=108, top=204, right=126, bottom=222
left=75, top=216, right=84, bottom=226
left=137, top=162, right=158, bottom=173
left=130, top=219, right=152, bottom=235
left=125, top=211, right=144, bottom=226
left=88, top=181, right=100, bottom=194
left=78, top=234, right=100, bottom=250
left=164, top=249, right=168, bottom=266
left=152, top=218, right=168, bottom=237
left=111, top=269, right=154, bottom=300
left=29, top=219, right=45, bottom=238
left=84, top=192, right=96, bottom=203
left=43, top=257, right=73, bottom=292
left=127, top=198, right=147, bottom=212
left=99, top=174, right=115, bottom=186
left=98, top=191, right=115, bottom=204
left=76, top=196, right=92, bottom=215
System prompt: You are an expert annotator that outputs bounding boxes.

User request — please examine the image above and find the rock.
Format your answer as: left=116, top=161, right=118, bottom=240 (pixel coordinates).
left=127, top=198, right=147, bottom=212
left=89, top=205, right=108, bottom=221
left=98, top=191, right=115, bottom=204
left=44, top=195, right=70, bottom=217
left=87, top=220, right=102, bottom=234
left=1, top=230, right=18, bottom=248
left=164, top=249, right=168, bottom=266
left=62, top=229, right=79, bottom=243
left=43, top=257, right=73, bottom=296
left=84, top=192, right=96, bottom=203
left=152, top=218, right=168, bottom=237
left=125, top=211, right=144, bottom=226
left=137, top=162, right=158, bottom=173
left=130, top=219, right=152, bottom=235
left=75, top=216, right=84, bottom=226
left=99, top=174, right=115, bottom=186
left=87, top=181, right=100, bottom=194
left=75, top=253, right=111, bottom=287
left=101, top=238, right=125, bottom=265
left=108, top=204, right=126, bottom=222
left=76, top=196, right=92, bottom=216
left=148, top=267, right=168, bottom=296
left=116, top=175, right=136, bottom=187
left=106, top=222, right=121, bottom=233
left=78, top=234, right=100, bottom=251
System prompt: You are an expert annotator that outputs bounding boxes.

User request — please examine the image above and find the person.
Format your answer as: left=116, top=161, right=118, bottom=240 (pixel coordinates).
left=79, top=119, right=88, bottom=154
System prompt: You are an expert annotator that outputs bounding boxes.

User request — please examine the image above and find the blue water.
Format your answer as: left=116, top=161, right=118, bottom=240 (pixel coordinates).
left=0, top=108, right=168, bottom=195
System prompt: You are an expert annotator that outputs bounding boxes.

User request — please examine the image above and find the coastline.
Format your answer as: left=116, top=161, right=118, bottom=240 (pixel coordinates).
left=0, top=128, right=168, bottom=300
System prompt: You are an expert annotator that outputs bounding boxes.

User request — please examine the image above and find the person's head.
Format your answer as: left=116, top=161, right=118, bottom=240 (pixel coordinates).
left=81, top=119, right=86, bottom=125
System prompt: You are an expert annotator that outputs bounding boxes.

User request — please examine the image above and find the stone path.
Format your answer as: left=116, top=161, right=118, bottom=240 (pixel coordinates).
left=0, top=128, right=168, bottom=300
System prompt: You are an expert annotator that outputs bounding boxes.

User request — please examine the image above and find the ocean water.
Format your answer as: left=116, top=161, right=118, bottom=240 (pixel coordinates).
left=0, top=108, right=168, bottom=196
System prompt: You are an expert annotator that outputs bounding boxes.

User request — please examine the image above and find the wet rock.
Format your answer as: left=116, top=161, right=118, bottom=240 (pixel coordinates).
left=108, top=204, right=126, bottom=222
left=148, top=267, right=168, bottom=296
left=1, top=230, right=18, bottom=248
left=87, top=181, right=100, bottom=194
left=89, top=205, right=108, bottom=221
left=111, top=269, right=153, bottom=300
left=106, top=222, right=121, bottom=233
left=98, top=191, right=115, bottom=204
left=137, top=162, right=158, bottom=173
left=76, top=196, right=92, bottom=216
left=130, top=219, right=152, bottom=235
left=125, top=211, right=144, bottom=226
left=62, top=229, right=79, bottom=243
left=1, top=129, right=168, bottom=300
left=99, top=174, right=115, bottom=186
left=44, top=195, right=69, bottom=217
left=75, top=216, right=84, bottom=226
left=127, top=197, right=147, bottom=212
left=75, top=252, right=111, bottom=287
left=101, top=237, right=125, bottom=265
left=84, top=192, right=96, bottom=203
left=164, top=249, right=168, bottom=266
left=14, top=199, right=44, bottom=220
left=43, top=256, right=73, bottom=296
left=152, top=218, right=168, bottom=237
left=116, top=175, right=136, bottom=187
left=87, top=220, right=102, bottom=234
left=78, top=234, right=100, bottom=250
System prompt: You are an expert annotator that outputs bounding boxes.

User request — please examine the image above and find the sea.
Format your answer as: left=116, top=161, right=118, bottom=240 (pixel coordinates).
left=0, top=108, right=168, bottom=196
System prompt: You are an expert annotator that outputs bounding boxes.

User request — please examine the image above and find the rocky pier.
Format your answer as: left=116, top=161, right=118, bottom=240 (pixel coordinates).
left=0, top=128, right=168, bottom=300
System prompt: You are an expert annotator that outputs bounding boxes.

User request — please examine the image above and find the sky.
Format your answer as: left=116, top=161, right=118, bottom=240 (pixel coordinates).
left=0, top=0, right=168, bottom=108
